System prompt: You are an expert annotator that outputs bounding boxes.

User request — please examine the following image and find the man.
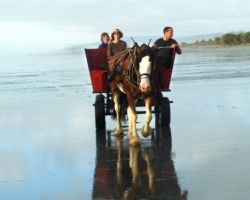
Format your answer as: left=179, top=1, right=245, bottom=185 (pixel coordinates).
left=154, top=27, right=181, bottom=68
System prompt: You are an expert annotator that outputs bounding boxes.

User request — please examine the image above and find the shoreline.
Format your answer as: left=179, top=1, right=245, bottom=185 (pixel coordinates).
left=180, top=43, right=250, bottom=51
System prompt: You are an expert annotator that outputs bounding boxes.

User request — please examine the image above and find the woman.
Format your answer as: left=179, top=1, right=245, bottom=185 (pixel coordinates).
left=107, top=28, right=127, bottom=60
left=98, top=32, right=110, bottom=49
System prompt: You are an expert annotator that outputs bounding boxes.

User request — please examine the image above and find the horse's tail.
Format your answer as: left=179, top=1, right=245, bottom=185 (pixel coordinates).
left=111, top=93, right=128, bottom=122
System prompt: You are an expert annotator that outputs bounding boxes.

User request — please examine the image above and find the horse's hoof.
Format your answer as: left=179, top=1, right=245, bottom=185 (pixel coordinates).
left=114, top=129, right=123, bottom=135
left=129, top=138, right=141, bottom=146
left=127, top=132, right=133, bottom=140
left=141, top=125, right=153, bottom=138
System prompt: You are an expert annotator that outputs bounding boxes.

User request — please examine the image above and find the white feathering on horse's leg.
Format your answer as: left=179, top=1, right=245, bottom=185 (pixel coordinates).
left=127, top=107, right=133, bottom=139
left=141, top=100, right=153, bottom=138
left=114, top=93, right=123, bottom=135
left=141, top=113, right=153, bottom=137
left=141, top=125, right=153, bottom=138
left=129, top=109, right=141, bottom=146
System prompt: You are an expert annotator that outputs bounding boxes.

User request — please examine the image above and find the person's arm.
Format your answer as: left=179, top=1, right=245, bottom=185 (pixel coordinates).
left=170, top=43, right=182, bottom=54
left=176, top=44, right=182, bottom=54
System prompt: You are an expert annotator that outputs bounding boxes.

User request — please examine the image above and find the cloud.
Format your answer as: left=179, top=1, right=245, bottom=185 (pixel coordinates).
left=0, top=0, right=250, bottom=54
left=0, top=22, right=94, bottom=55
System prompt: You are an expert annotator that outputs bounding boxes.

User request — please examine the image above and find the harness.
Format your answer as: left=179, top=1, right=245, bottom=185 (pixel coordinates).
left=108, top=45, right=156, bottom=92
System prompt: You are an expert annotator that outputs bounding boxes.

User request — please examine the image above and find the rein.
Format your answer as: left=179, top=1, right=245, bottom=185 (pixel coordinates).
left=126, top=47, right=155, bottom=87
left=125, top=48, right=140, bottom=87
left=110, top=45, right=155, bottom=91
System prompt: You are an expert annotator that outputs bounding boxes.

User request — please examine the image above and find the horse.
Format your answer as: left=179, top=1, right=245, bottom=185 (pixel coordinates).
left=108, top=42, right=157, bottom=146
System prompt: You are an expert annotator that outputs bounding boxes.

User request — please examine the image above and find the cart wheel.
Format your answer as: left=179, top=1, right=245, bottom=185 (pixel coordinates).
left=95, top=94, right=105, bottom=129
left=160, top=97, right=171, bottom=126
left=154, top=91, right=164, bottom=127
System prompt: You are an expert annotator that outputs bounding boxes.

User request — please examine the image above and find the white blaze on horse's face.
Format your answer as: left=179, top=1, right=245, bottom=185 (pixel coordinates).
left=139, top=56, right=152, bottom=93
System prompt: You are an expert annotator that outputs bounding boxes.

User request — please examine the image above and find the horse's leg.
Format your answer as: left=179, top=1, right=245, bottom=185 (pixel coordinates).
left=127, top=95, right=140, bottom=146
left=141, top=97, right=153, bottom=138
left=113, top=92, right=123, bottom=135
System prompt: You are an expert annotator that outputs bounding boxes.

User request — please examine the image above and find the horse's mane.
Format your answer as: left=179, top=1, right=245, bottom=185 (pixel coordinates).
left=136, top=43, right=155, bottom=61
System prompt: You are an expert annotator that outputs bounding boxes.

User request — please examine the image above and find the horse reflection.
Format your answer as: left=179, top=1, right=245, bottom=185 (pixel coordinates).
left=122, top=146, right=156, bottom=199
left=92, top=127, right=188, bottom=200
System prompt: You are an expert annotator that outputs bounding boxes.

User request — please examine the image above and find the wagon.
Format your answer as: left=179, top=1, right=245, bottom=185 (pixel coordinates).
left=85, top=48, right=176, bottom=129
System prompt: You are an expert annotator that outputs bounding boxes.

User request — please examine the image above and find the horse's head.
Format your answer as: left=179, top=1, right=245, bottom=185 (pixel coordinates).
left=136, top=43, right=156, bottom=94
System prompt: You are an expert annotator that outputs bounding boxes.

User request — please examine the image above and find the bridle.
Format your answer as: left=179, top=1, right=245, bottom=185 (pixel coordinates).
left=110, top=44, right=156, bottom=90
left=123, top=46, right=154, bottom=87
left=136, top=46, right=156, bottom=84
left=140, top=72, right=151, bottom=80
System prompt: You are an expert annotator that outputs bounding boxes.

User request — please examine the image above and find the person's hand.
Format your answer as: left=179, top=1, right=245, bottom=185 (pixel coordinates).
left=170, top=44, right=178, bottom=49
left=171, top=43, right=182, bottom=54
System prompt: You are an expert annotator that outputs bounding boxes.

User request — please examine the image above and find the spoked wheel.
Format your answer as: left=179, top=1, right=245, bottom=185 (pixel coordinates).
left=154, top=91, right=163, bottom=127
left=160, top=97, right=171, bottom=126
left=95, top=94, right=105, bottom=129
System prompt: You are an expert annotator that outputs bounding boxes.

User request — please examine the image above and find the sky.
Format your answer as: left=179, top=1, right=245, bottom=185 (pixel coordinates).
left=0, top=0, right=250, bottom=55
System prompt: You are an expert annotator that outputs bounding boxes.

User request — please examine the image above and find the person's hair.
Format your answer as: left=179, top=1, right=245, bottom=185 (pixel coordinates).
left=163, top=27, right=172, bottom=34
left=100, top=32, right=109, bottom=42
left=111, top=29, right=123, bottom=41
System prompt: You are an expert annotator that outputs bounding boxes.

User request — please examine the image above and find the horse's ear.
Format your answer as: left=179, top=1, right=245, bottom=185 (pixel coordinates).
left=134, top=43, right=142, bottom=54
left=148, top=39, right=152, bottom=46
left=151, top=45, right=158, bottom=54
left=130, top=37, right=142, bottom=54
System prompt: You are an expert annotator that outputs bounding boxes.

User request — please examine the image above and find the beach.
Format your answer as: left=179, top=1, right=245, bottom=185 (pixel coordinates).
left=0, top=46, right=250, bottom=199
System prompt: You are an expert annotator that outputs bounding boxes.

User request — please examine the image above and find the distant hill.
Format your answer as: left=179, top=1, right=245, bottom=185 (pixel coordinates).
left=124, top=33, right=224, bottom=44
left=177, top=33, right=224, bottom=43
left=58, top=33, right=224, bottom=54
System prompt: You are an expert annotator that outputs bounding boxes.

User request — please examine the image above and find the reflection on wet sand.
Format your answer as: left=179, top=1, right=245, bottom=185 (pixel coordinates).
left=93, top=127, right=188, bottom=199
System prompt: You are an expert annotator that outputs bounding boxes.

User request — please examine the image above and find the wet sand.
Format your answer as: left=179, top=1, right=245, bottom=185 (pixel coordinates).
left=0, top=49, right=250, bottom=199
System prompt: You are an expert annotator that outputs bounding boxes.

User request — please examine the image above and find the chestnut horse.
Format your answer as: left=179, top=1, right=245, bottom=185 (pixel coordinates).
left=108, top=43, right=157, bottom=146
